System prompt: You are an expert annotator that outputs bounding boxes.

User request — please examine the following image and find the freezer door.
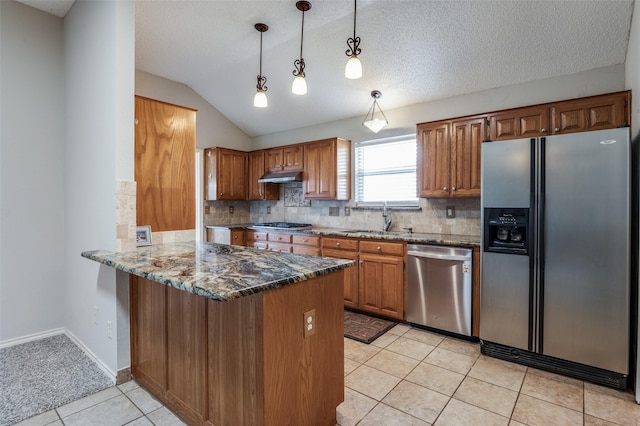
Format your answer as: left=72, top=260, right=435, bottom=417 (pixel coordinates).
left=480, top=251, right=531, bottom=350
left=481, top=138, right=531, bottom=208
left=542, top=128, right=630, bottom=374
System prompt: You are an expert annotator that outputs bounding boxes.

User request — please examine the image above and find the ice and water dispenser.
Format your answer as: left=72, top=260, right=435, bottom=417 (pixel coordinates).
left=483, top=208, right=529, bottom=255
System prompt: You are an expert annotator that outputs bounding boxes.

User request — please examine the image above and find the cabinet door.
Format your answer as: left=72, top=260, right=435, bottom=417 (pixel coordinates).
left=230, top=229, right=245, bottom=246
left=450, top=117, right=484, bottom=198
left=550, top=92, right=628, bottom=135
left=417, top=122, right=450, bottom=198
left=282, top=145, right=304, bottom=171
left=488, top=106, right=549, bottom=141
left=323, top=249, right=359, bottom=309
left=304, top=140, right=336, bottom=199
left=248, top=151, right=279, bottom=200
left=359, top=253, right=404, bottom=320
left=265, top=148, right=284, bottom=173
left=218, top=149, right=247, bottom=200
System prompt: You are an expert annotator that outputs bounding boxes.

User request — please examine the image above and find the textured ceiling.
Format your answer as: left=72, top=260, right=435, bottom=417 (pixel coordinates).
left=18, top=1, right=635, bottom=138
left=16, top=0, right=74, bottom=17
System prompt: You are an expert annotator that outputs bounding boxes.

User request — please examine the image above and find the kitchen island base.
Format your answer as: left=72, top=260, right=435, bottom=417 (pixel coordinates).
left=130, top=271, right=345, bottom=426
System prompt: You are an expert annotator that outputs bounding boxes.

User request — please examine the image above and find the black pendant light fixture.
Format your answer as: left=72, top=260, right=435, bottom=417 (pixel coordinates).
left=363, top=90, right=388, bottom=133
left=253, top=23, right=269, bottom=108
left=292, top=1, right=311, bottom=95
left=345, top=0, right=362, bottom=79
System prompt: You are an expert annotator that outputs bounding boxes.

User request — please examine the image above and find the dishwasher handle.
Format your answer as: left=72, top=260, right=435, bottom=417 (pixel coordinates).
left=407, top=250, right=471, bottom=262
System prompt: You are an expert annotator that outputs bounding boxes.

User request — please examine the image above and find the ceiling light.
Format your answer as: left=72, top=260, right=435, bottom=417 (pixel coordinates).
left=253, top=23, right=269, bottom=108
left=292, top=1, right=311, bottom=95
left=363, top=90, right=388, bottom=133
left=345, top=0, right=362, bottom=79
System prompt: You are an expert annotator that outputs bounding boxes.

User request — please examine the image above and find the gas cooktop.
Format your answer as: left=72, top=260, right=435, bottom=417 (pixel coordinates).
left=252, top=222, right=313, bottom=230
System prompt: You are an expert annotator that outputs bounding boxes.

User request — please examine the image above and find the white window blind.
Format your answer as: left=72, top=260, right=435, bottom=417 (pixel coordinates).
left=355, top=136, right=418, bottom=205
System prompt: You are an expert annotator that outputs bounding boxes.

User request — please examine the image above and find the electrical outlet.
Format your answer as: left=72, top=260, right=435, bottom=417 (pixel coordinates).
left=204, top=205, right=210, bottom=214
left=229, top=205, right=234, bottom=214
left=267, top=206, right=271, bottom=214
left=446, top=206, right=455, bottom=218
left=329, top=207, right=339, bottom=216
left=303, top=309, right=316, bottom=338
left=93, top=306, right=99, bottom=325
left=344, top=206, right=351, bottom=216
left=107, top=321, right=113, bottom=339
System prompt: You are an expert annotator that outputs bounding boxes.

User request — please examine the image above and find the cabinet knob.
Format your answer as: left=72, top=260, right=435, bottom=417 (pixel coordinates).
left=541, top=128, right=547, bottom=133
left=336, top=242, right=341, bottom=247
left=303, top=239, right=308, bottom=242
left=555, top=128, right=560, bottom=132
left=443, top=187, right=448, bottom=191
left=452, top=187, right=457, bottom=191
left=208, top=174, right=212, bottom=179
left=377, top=246, right=382, bottom=251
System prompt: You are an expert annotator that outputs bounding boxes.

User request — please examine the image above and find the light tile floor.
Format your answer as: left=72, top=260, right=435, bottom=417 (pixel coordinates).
left=14, top=324, right=640, bottom=426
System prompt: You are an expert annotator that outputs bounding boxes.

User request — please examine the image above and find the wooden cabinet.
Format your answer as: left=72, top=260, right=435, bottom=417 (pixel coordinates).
left=206, top=227, right=245, bottom=246
left=417, top=116, right=485, bottom=198
left=265, top=145, right=304, bottom=173
left=292, top=234, right=321, bottom=256
left=550, top=92, right=630, bottom=135
left=204, top=147, right=247, bottom=201
left=322, top=237, right=360, bottom=309
left=248, top=151, right=279, bottom=201
left=488, top=106, right=549, bottom=141
left=303, top=138, right=351, bottom=200
left=358, top=241, right=405, bottom=320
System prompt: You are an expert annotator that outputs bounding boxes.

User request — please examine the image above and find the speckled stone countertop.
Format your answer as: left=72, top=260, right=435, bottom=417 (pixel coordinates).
left=205, top=224, right=480, bottom=247
left=81, top=241, right=353, bottom=301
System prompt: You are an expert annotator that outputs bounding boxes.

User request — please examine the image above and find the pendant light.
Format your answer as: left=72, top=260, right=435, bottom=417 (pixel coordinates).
left=345, top=0, right=362, bottom=79
left=292, top=1, right=311, bottom=95
left=363, top=90, right=388, bottom=133
left=253, top=23, right=269, bottom=108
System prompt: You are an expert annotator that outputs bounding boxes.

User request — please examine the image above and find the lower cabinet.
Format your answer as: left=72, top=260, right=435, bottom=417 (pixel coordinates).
left=323, top=248, right=359, bottom=309
left=206, top=227, right=245, bottom=246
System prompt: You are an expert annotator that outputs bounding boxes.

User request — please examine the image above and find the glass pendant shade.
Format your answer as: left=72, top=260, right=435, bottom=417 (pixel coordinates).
left=292, top=75, right=307, bottom=95
left=363, top=118, right=387, bottom=133
left=345, top=56, right=362, bottom=79
left=253, top=90, right=268, bottom=108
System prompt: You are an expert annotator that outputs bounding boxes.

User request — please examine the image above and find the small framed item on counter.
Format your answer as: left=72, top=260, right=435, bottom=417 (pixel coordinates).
left=136, top=225, right=152, bottom=247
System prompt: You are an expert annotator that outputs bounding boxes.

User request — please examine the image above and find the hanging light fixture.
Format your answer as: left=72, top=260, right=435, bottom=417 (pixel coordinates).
left=345, top=0, right=362, bottom=79
left=253, top=23, right=269, bottom=108
left=292, top=1, right=311, bottom=95
left=363, top=90, right=388, bottom=133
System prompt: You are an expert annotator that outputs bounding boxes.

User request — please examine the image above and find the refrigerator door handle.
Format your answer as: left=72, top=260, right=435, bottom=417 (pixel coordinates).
left=537, top=136, right=546, bottom=353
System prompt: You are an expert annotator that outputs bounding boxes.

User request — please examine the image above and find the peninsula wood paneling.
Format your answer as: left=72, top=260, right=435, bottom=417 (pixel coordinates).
left=135, top=96, right=196, bottom=231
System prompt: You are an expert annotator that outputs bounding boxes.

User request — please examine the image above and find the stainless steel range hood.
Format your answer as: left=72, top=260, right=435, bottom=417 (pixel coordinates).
left=258, top=171, right=303, bottom=183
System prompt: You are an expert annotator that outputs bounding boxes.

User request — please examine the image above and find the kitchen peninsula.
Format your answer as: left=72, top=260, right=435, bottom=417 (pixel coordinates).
left=82, top=241, right=353, bottom=426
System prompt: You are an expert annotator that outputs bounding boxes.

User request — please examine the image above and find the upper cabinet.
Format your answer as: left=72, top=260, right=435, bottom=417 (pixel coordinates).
left=489, top=106, right=549, bottom=141
left=265, top=145, right=304, bottom=173
left=135, top=96, right=196, bottom=231
left=417, top=116, right=484, bottom=198
left=303, top=138, right=351, bottom=201
left=204, top=147, right=247, bottom=201
left=550, top=92, right=629, bottom=135
left=248, top=150, right=279, bottom=201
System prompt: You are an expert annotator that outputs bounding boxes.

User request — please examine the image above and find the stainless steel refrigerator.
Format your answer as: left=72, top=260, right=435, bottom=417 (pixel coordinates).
left=480, top=127, right=631, bottom=388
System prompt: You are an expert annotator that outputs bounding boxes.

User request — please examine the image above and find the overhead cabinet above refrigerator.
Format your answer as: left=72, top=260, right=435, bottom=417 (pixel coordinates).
left=480, top=128, right=632, bottom=389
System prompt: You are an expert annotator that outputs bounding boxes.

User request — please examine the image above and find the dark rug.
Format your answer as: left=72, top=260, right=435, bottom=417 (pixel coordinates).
left=0, top=334, right=113, bottom=425
left=344, top=310, right=397, bottom=344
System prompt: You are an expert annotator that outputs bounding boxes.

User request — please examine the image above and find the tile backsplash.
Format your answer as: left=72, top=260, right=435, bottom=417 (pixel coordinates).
left=204, top=183, right=480, bottom=236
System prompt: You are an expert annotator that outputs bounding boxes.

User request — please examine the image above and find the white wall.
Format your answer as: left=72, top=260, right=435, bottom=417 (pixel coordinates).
left=0, top=1, right=66, bottom=342
left=252, top=65, right=626, bottom=149
left=135, top=70, right=251, bottom=151
left=64, top=0, right=134, bottom=375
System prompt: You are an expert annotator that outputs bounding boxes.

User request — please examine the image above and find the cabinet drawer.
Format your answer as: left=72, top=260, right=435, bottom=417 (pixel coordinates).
left=246, top=230, right=267, bottom=241
left=230, top=230, right=245, bottom=246
left=322, top=237, right=359, bottom=251
left=293, top=246, right=321, bottom=256
left=292, top=234, right=320, bottom=247
left=248, top=241, right=268, bottom=250
left=359, top=240, right=404, bottom=256
left=268, top=242, right=292, bottom=253
left=268, top=232, right=293, bottom=243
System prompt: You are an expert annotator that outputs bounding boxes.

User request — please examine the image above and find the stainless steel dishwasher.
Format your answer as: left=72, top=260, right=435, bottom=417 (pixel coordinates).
left=406, top=244, right=473, bottom=336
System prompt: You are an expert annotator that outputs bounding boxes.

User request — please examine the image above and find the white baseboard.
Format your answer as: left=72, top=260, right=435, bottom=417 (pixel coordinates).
left=0, top=327, right=117, bottom=384
left=0, top=327, right=65, bottom=349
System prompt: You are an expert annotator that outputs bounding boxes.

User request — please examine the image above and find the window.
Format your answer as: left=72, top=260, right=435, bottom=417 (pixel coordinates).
left=355, top=136, right=418, bottom=206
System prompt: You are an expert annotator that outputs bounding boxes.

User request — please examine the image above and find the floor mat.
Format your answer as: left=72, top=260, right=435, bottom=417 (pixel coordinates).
left=0, top=334, right=113, bottom=425
left=344, top=310, right=397, bottom=344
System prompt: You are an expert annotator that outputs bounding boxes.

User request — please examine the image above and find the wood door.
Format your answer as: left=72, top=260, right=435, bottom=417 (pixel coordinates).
left=248, top=150, right=279, bottom=201
left=550, top=92, right=628, bottom=135
left=217, top=148, right=247, bottom=200
left=282, top=145, right=304, bottom=171
left=323, top=249, right=359, bottom=309
left=417, top=122, right=450, bottom=198
left=450, top=117, right=484, bottom=198
left=135, top=96, right=196, bottom=231
left=130, top=276, right=167, bottom=398
left=166, top=286, right=208, bottom=424
left=488, top=106, right=549, bottom=141
left=304, top=139, right=336, bottom=199
left=265, top=148, right=284, bottom=173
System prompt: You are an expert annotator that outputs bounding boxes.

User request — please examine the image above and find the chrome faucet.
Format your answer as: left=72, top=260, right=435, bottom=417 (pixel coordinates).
left=382, top=201, right=392, bottom=232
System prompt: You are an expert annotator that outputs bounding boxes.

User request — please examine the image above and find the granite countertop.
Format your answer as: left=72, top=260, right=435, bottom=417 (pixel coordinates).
left=81, top=241, right=353, bottom=301
left=205, top=224, right=480, bottom=247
